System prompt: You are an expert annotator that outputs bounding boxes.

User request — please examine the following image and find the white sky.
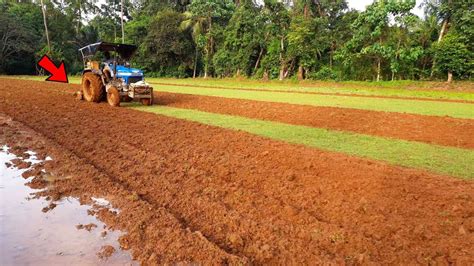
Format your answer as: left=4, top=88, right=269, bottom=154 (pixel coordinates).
left=347, top=0, right=425, bottom=17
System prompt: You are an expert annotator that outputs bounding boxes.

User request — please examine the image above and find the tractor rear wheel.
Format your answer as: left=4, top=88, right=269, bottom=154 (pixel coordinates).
left=107, top=87, right=120, bottom=107
left=82, top=72, right=104, bottom=103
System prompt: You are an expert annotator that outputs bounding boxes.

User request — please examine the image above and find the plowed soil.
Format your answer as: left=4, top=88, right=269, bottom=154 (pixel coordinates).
left=1, top=78, right=473, bottom=264
left=154, top=92, right=474, bottom=149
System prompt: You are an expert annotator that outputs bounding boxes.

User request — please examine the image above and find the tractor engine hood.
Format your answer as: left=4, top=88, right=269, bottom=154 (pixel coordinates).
left=113, top=65, right=144, bottom=76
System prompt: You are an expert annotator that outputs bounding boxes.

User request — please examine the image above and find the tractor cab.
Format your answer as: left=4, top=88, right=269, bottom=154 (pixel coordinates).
left=78, top=42, right=153, bottom=106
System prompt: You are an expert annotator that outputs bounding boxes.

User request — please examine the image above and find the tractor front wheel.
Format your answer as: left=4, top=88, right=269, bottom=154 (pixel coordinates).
left=82, top=72, right=104, bottom=103
left=107, top=87, right=120, bottom=107
left=140, top=96, right=153, bottom=106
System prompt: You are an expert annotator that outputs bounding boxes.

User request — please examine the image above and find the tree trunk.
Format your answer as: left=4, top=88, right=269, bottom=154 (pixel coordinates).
left=193, top=47, right=198, bottom=78
left=376, top=57, right=381, bottom=82
left=205, top=15, right=213, bottom=79
left=437, top=19, right=449, bottom=43
left=76, top=2, right=81, bottom=33
left=121, top=0, right=125, bottom=43
left=113, top=1, right=117, bottom=42
left=447, top=71, right=453, bottom=83
left=262, top=69, right=269, bottom=81
left=254, top=47, right=264, bottom=71
left=303, top=4, right=309, bottom=18
left=285, top=59, right=295, bottom=79
left=40, top=0, right=51, bottom=54
left=279, top=65, right=285, bottom=81
left=329, top=44, right=334, bottom=69
left=279, top=36, right=285, bottom=80
left=431, top=19, right=449, bottom=78
left=297, top=65, right=304, bottom=80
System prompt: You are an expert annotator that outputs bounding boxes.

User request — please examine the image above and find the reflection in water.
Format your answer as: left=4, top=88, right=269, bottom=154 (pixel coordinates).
left=0, top=146, right=136, bottom=265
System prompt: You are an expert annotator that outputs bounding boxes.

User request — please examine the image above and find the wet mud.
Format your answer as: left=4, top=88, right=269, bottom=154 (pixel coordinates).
left=0, top=146, right=135, bottom=265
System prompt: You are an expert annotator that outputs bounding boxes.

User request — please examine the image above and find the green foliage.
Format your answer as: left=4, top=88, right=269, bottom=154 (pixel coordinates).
left=183, top=0, right=235, bottom=77
left=308, top=66, right=339, bottom=80
left=340, top=0, right=416, bottom=81
left=213, top=2, right=265, bottom=77
left=139, top=10, right=194, bottom=77
left=433, top=33, right=473, bottom=79
left=0, top=2, right=41, bottom=74
left=0, top=0, right=472, bottom=81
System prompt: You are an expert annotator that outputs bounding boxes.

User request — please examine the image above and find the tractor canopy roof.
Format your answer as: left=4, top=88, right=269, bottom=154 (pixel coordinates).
left=79, top=42, right=138, bottom=60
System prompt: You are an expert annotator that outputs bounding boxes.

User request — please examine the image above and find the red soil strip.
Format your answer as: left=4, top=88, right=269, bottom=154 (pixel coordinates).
left=154, top=92, right=474, bottom=149
left=1, top=78, right=473, bottom=264
left=151, top=82, right=474, bottom=103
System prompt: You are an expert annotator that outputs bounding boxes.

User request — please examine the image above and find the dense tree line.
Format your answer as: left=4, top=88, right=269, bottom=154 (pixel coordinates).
left=1, top=0, right=472, bottom=81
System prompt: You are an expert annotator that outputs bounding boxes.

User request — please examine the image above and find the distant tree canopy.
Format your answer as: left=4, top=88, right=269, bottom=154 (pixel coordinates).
left=0, top=0, right=472, bottom=81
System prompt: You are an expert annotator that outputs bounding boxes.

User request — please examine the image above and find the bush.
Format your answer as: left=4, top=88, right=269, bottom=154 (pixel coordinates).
left=433, top=33, right=473, bottom=79
left=308, top=66, right=339, bottom=80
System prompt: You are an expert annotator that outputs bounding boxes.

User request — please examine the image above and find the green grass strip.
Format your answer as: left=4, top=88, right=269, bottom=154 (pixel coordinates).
left=153, top=85, right=474, bottom=119
left=130, top=105, right=474, bottom=179
left=148, top=78, right=474, bottom=102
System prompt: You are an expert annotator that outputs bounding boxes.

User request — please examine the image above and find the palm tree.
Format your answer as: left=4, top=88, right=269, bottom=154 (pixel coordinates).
left=181, top=12, right=207, bottom=78
left=39, top=0, right=51, bottom=54
left=120, top=0, right=125, bottom=43
left=58, top=0, right=98, bottom=33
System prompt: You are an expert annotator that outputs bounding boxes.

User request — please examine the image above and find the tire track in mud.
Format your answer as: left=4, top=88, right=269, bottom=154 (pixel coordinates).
left=1, top=79, right=473, bottom=264
left=153, top=92, right=474, bottom=149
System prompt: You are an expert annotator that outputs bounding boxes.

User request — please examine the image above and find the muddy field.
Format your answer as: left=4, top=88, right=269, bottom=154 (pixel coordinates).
left=1, top=78, right=473, bottom=264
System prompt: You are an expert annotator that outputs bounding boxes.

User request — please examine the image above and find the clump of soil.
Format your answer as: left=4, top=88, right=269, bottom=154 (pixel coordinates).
left=97, top=245, right=116, bottom=259
left=22, top=165, right=44, bottom=179
left=10, top=158, right=31, bottom=169
left=42, top=203, right=57, bottom=213
left=76, top=223, right=98, bottom=231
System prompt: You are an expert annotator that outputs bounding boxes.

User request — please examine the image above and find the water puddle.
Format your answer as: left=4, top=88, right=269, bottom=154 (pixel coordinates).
left=0, top=146, right=136, bottom=265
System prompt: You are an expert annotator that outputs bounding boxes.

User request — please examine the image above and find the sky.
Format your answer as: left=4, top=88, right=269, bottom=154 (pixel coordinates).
left=347, top=0, right=425, bottom=17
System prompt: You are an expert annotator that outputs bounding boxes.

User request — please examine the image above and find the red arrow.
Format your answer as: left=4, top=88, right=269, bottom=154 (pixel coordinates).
left=37, top=55, right=68, bottom=83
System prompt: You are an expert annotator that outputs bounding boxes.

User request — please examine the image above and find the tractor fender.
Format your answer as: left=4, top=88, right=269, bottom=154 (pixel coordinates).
left=82, top=69, right=106, bottom=85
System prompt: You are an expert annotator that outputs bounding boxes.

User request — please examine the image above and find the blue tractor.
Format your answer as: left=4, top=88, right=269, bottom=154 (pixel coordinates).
left=78, top=42, right=153, bottom=106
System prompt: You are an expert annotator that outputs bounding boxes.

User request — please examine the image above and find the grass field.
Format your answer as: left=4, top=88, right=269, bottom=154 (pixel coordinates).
left=148, top=78, right=474, bottom=101
left=152, top=85, right=474, bottom=119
